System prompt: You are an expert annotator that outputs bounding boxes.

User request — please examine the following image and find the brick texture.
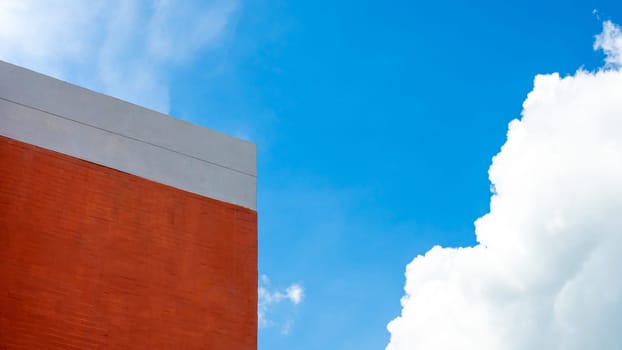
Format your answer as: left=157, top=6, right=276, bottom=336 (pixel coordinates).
left=0, top=135, right=257, bottom=349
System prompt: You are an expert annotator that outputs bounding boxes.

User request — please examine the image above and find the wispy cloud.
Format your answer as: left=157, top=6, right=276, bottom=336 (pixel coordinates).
left=0, top=0, right=238, bottom=112
left=386, top=21, right=622, bottom=350
left=595, top=20, right=622, bottom=68
left=258, top=274, right=304, bottom=334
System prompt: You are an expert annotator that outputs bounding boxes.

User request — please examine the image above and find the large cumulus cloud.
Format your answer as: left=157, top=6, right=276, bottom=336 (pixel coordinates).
left=386, top=21, right=622, bottom=350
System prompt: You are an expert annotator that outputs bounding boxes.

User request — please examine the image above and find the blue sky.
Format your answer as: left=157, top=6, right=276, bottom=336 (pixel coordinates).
left=2, top=1, right=622, bottom=349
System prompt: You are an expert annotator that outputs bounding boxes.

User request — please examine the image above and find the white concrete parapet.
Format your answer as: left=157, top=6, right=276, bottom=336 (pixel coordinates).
left=0, top=60, right=256, bottom=210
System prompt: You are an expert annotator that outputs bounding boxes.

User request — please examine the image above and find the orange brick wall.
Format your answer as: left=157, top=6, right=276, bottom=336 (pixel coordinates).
left=0, top=135, right=257, bottom=349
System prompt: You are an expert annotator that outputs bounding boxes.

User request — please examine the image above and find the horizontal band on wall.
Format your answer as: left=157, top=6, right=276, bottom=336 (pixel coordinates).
left=0, top=60, right=256, bottom=210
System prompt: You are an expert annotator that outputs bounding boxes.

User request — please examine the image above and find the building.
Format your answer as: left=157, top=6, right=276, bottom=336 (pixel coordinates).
left=0, top=61, right=257, bottom=349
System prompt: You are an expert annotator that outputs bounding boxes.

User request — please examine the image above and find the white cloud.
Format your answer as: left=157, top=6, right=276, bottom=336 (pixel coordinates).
left=258, top=275, right=304, bottom=333
left=0, top=0, right=237, bottom=113
left=286, top=283, right=304, bottom=305
left=386, top=21, right=622, bottom=350
left=595, top=20, right=622, bottom=68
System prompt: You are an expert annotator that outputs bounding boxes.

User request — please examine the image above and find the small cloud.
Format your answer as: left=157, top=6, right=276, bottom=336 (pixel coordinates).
left=258, top=275, right=304, bottom=334
left=594, top=20, right=622, bottom=68
left=286, top=284, right=304, bottom=305
left=280, top=319, right=294, bottom=335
